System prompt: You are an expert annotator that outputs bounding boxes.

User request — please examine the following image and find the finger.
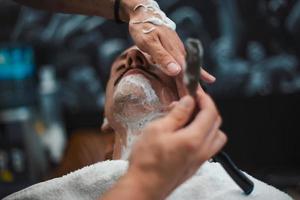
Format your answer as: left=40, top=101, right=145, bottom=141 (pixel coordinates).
left=200, top=68, right=216, bottom=83
left=206, top=130, right=227, bottom=158
left=142, top=36, right=181, bottom=76
left=200, top=127, right=222, bottom=156
left=161, top=101, right=179, bottom=112
left=156, top=95, right=195, bottom=132
left=193, top=130, right=226, bottom=164
left=196, top=87, right=216, bottom=111
left=158, top=31, right=186, bottom=68
left=202, top=116, right=222, bottom=143
left=183, top=91, right=219, bottom=141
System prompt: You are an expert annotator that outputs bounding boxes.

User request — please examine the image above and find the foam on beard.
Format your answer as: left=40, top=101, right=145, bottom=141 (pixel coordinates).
left=113, top=74, right=165, bottom=160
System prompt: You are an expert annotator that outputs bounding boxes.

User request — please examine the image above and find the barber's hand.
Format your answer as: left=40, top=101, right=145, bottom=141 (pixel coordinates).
left=124, top=0, right=216, bottom=82
left=129, top=21, right=184, bottom=76
left=125, top=0, right=184, bottom=76
left=127, top=89, right=227, bottom=199
left=129, top=16, right=216, bottom=81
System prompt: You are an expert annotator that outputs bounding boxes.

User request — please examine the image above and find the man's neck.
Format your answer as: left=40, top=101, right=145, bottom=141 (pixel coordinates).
left=113, top=111, right=165, bottom=160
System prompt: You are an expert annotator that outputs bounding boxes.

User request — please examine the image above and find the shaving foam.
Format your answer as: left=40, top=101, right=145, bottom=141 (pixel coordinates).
left=113, top=74, right=164, bottom=160
left=131, top=0, right=176, bottom=34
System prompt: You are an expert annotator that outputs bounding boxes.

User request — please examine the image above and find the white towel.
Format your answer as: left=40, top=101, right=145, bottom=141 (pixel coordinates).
left=4, top=161, right=292, bottom=200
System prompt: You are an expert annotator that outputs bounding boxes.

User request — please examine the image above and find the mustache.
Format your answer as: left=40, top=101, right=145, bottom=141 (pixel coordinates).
left=114, top=65, right=161, bottom=86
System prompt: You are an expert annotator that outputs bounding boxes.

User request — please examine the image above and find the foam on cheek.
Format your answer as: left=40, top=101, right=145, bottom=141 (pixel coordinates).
left=124, top=74, right=159, bottom=103
left=131, top=0, right=176, bottom=34
left=114, top=74, right=159, bottom=105
left=113, top=74, right=164, bottom=160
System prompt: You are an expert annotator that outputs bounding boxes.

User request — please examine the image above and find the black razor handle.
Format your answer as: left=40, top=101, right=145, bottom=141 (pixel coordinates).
left=185, top=38, right=254, bottom=195
left=213, top=152, right=254, bottom=195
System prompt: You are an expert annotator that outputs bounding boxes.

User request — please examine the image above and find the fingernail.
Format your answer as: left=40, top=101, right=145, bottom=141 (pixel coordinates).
left=180, top=96, right=192, bottom=107
left=209, top=75, right=216, bottom=82
left=167, top=63, right=181, bottom=75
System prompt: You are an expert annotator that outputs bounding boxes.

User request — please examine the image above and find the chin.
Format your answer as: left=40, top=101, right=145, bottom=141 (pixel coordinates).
left=112, top=75, right=167, bottom=130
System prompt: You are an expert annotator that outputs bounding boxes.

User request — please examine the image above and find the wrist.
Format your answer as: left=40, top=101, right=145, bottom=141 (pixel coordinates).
left=122, top=167, right=168, bottom=200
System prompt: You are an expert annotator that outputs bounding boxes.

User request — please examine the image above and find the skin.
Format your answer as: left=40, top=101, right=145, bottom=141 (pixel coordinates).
left=13, top=0, right=190, bottom=76
left=100, top=47, right=227, bottom=200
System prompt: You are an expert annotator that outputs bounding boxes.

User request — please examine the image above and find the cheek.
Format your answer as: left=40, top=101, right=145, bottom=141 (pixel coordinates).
left=104, top=84, right=115, bottom=118
left=104, top=100, right=120, bottom=132
left=161, top=87, right=178, bottom=104
left=150, top=81, right=178, bottom=105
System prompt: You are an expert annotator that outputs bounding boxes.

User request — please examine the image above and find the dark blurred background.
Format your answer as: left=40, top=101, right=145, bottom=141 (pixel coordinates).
left=0, top=0, right=299, bottom=198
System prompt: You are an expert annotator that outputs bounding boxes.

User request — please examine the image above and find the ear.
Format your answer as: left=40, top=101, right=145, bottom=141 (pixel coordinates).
left=101, top=117, right=114, bottom=133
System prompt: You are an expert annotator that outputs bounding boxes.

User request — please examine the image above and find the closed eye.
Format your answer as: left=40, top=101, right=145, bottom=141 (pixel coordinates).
left=116, top=64, right=125, bottom=72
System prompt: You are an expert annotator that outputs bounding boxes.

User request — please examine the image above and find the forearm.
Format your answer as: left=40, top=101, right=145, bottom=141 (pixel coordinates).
left=13, top=0, right=141, bottom=22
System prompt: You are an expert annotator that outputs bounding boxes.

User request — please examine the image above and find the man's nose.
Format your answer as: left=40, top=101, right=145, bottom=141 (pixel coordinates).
left=125, top=49, right=147, bottom=69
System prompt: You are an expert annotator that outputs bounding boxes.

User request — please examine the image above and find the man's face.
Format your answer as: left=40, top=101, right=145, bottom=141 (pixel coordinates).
left=105, top=46, right=179, bottom=133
